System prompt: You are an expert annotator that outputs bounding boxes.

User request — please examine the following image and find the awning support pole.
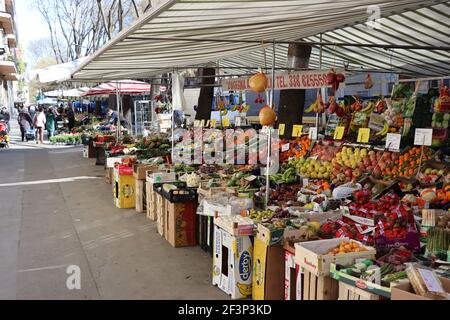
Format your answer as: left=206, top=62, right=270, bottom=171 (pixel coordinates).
left=265, top=40, right=276, bottom=207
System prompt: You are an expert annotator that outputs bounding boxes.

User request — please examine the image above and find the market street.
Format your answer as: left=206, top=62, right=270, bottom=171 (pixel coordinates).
left=0, top=126, right=225, bottom=300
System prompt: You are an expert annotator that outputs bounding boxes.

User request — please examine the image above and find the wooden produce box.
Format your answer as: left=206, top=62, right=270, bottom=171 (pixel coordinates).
left=133, top=164, right=160, bottom=180
left=295, top=238, right=376, bottom=277
left=135, top=179, right=146, bottom=213
left=146, top=182, right=157, bottom=221
left=338, top=282, right=381, bottom=300
left=299, top=269, right=339, bottom=300
left=156, top=193, right=166, bottom=237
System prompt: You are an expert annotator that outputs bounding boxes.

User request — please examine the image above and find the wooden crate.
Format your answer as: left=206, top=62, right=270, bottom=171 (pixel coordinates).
left=156, top=193, right=166, bottom=237
left=135, top=179, right=146, bottom=213
left=299, top=269, right=339, bottom=300
left=338, top=282, right=380, bottom=300
left=198, top=185, right=227, bottom=198
left=146, top=182, right=157, bottom=221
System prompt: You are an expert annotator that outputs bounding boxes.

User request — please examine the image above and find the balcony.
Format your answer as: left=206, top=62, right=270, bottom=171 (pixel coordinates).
left=0, top=11, right=13, bottom=34
left=0, top=60, right=16, bottom=76
left=6, top=34, right=15, bottom=47
left=2, top=72, right=17, bottom=81
left=5, top=0, right=13, bottom=14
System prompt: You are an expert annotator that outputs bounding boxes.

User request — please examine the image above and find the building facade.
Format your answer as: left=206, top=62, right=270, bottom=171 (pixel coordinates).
left=0, top=0, right=17, bottom=114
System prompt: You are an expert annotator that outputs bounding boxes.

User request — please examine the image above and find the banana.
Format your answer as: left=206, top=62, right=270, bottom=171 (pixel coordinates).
left=361, top=101, right=376, bottom=114
left=237, top=282, right=252, bottom=296
left=304, top=101, right=318, bottom=113
left=375, top=121, right=389, bottom=136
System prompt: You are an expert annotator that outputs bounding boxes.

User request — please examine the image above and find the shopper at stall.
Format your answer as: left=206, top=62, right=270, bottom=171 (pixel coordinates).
left=0, top=107, right=10, bottom=132
left=106, top=108, right=129, bottom=128
left=17, top=107, right=33, bottom=142
left=66, top=105, right=76, bottom=131
left=33, top=106, right=46, bottom=144
left=45, top=106, right=57, bottom=140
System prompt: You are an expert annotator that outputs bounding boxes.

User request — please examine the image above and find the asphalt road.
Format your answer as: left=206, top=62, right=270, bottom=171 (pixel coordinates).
left=0, top=123, right=226, bottom=299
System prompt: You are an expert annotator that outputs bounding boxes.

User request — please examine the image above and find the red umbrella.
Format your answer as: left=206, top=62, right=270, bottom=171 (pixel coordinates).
left=82, top=80, right=151, bottom=97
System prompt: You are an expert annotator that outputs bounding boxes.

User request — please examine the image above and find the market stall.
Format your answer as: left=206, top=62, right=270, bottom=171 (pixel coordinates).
left=65, top=0, right=450, bottom=301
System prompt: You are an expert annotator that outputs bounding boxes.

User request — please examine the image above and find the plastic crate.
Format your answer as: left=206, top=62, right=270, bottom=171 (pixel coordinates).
left=153, top=181, right=198, bottom=203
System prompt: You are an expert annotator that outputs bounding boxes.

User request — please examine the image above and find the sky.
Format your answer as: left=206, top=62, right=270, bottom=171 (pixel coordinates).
left=15, top=0, right=49, bottom=65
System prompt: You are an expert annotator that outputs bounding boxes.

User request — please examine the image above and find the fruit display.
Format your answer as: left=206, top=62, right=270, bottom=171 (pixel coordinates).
left=304, top=90, right=326, bottom=113
left=418, top=167, right=446, bottom=185
left=331, top=146, right=370, bottom=184
left=379, top=147, right=433, bottom=180
left=279, top=136, right=311, bottom=162
left=327, top=241, right=368, bottom=255
left=267, top=184, right=303, bottom=206
left=296, top=158, right=332, bottom=180
left=310, top=140, right=341, bottom=162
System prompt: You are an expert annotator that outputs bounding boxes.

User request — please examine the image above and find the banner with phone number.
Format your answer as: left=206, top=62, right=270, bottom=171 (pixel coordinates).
left=221, top=70, right=345, bottom=91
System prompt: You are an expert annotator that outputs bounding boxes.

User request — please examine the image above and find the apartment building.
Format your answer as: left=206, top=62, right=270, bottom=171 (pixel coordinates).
left=0, top=0, right=16, bottom=113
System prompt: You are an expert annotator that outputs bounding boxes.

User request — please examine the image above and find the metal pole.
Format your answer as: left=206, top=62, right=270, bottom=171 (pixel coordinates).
left=265, top=41, right=276, bottom=207
left=115, top=81, right=121, bottom=143
left=316, top=34, right=323, bottom=133
left=171, top=72, right=175, bottom=164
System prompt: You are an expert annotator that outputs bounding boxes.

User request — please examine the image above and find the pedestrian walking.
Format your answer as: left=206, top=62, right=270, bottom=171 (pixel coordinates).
left=45, top=106, right=57, bottom=140
left=17, top=107, right=33, bottom=142
left=33, top=106, right=46, bottom=144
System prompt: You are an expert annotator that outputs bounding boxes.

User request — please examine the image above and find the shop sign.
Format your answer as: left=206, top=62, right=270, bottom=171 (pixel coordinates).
left=221, top=70, right=345, bottom=91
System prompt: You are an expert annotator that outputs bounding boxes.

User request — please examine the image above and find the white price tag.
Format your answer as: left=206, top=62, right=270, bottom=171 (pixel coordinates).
left=308, top=127, right=318, bottom=140
left=414, top=128, right=433, bottom=146
left=302, top=178, right=309, bottom=186
left=386, top=133, right=401, bottom=151
left=281, top=143, right=290, bottom=152
left=245, top=175, right=257, bottom=182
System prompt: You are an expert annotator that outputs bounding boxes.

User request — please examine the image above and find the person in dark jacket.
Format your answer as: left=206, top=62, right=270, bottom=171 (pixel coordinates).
left=17, top=108, right=33, bottom=142
left=66, top=106, right=76, bottom=131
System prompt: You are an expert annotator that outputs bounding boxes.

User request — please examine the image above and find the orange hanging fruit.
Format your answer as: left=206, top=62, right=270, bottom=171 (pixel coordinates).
left=259, top=105, right=277, bottom=126
left=249, top=72, right=268, bottom=93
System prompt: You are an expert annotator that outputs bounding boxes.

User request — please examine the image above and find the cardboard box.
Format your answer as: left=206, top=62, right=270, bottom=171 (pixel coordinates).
left=113, top=166, right=136, bottom=209
left=252, top=224, right=305, bottom=300
left=295, top=238, right=376, bottom=276
left=135, top=179, right=146, bottom=213
left=165, top=201, right=197, bottom=247
left=105, top=167, right=113, bottom=184
left=213, top=215, right=255, bottom=236
left=338, top=282, right=381, bottom=300
left=391, top=277, right=450, bottom=300
left=107, top=156, right=135, bottom=168
left=330, top=263, right=391, bottom=298
left=198, top=215, right=214, bottom=255
left=212, top=226, right=253, bottom=299
left=146, top=171, right=176, bottom=184
left=133, top=164, right=160, bottom=180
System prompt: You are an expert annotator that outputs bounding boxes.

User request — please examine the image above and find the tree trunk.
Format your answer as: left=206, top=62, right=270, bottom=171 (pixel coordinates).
left=195, top=68, right=215, bottom=120
left=278, top=44, right=312, bottom=138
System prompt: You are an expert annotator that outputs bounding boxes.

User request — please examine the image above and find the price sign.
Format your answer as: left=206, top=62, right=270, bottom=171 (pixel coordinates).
left=222, top=117, right=230, bottom=127
left=278, top=123, right=285, bottom=135
left=308, top=127, right=318, bottom=140
left=386, top=133, right=401, bottom=151
left=200, top=119, right=205, bottom=127
left=235, top=117, right=242, bottom=127
left=357, top=128, right=371, bottom=143
left=210, top=119, right=217, bottom=128
left=414, top=128, right=433, bottom=146
left=193, top=120, right=200, bottom=127
left=281, top=143, right=290, bottom=152
left=333, top=126, right=345, bottom=140
left=292, top=125, right=303, bottom=137
left=205, top=120, right=211, bottom=127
